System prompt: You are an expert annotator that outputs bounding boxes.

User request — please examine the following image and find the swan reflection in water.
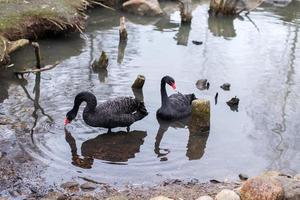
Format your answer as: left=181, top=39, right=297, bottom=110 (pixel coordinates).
left=155, top=117, right=209, bottom=161
left=64, top=128, right=147, bottom=169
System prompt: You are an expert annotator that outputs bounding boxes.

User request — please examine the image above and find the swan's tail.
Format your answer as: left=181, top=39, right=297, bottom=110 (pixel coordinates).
left=185, top=93, right=197, bottom=104
left=133, top=101, right=148, bottom=121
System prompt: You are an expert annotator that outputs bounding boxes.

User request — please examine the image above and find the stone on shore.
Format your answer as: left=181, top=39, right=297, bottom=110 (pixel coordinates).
left=275, top=176, right=300, bottom=200
left=215, top=189, right=240, bottom=200
left=80, top=182, right=97, bottom=191
left=122, top=0, right=163, bottom=16
left=150, top=196, right=173, bottom=200
left=196, top=196, right=213, bottom=200
left=60, top=181, right=79, bottom=190
left=240, top=176, right=284, bottom=200
left=294, top=174, right=300, bottom=181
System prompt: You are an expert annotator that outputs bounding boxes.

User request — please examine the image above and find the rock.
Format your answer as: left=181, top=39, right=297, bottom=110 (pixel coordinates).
left=122, top=0, right=163, bottom=16
left=220, top=83, right=231, bottom=90
left=262, top=170, right=281, bottom=178
left=240, top=176, right=284, bottom=200
left=196, top=79, right=208, bottom=90
left=60, top=181, right=79, bottom=190
left=226, top=96, right=239, bottom=112
left=57, top=194, right=69, bottom=200
left=275, top=176, right=300, bottom=200
left=239, top=173, right=249, bottom=181
left=215, top=189, right=240, bottom=200
left=294, top=174, right=300, bottom=181
left=106, top=196, right=128, bottom=200
left=192, top=40, right=203, bottom=45
left=150, top=196, right=173, bottom=200
left=80, top=182, right=97, bottom=191
left=196, top=196, right=213, bottom=200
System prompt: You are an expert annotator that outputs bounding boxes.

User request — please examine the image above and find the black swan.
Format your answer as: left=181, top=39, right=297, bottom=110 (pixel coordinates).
left=156, top=76, right=196, bottom=120
left=64, top=91, right=148, bottom=132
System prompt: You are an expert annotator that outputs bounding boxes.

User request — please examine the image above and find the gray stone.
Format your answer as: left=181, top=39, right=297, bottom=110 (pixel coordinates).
left=276, top=176, right=300, bottom=200
left=294, top=174, right=300, bottom=181
left=80, top=182, right=97, bottom=191
left=215, top=189, right=240, bottom=200
left=150, top=196, right=173, bottom=200
left=60, top=181, right=79, bottom=189
left=196, top=196, right=214, bottom=200
left=239, top=173, right=249, bottom=181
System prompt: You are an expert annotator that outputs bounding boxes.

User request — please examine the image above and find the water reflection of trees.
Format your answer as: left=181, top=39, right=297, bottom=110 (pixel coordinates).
left=65, top=128, right=147, bottom=169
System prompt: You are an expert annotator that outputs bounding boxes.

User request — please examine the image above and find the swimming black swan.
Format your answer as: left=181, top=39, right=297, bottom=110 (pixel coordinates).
left=156, top=76, right=196, bottom=120
left=64, top=91, right=148, bottom=132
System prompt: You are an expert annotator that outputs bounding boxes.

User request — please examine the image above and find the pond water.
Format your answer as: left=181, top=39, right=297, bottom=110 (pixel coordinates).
left=1, top=0, right=300, bottom=186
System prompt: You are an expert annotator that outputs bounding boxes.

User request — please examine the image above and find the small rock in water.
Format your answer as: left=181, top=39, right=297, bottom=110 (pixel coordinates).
left=80, top=182, right=97, bottom=191
left=220, top=83, right=231, bottom=91
left=60, top=181, right=79, bottom=190
left=192, top=40, right=203, bottom=45
left=239, top=173, right=249, bottom=181
left=196, top=79, right=208, bottom=90
left=215, top=189, right=240, bottom=200
left=196, top=196, right=213, bottom=200
left=240, top=176, right=284, bottom=200
left=150, top=196, right=173, bottom=200
left=226, top=96, right=239, bottom=112
left=210, top=179, right=222, bottom=184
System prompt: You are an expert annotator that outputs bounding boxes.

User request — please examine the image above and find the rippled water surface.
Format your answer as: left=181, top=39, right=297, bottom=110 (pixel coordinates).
left=1, top=0, right=300, bottom=186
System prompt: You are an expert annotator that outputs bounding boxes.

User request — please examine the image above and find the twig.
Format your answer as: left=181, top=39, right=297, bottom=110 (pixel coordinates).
left=14, top=62, right=59, bottom=74
left=88, top=0, right=116, bottom=11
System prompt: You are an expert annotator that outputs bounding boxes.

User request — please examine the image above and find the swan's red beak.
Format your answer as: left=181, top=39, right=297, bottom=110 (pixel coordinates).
left=171, top=83, right=176, bottom=90
left=64, top=118, right=70, bottom=125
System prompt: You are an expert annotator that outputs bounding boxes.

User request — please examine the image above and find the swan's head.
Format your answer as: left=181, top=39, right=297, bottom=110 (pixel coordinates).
left=163, top=75, right=176, bottom=90
left=64, top=110, right=77, bottom=125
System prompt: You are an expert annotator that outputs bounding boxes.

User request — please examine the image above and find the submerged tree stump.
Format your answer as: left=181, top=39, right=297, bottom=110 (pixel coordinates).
left=92, top=51, right=109, bottom=70
left=179, top=0, right=193, bottom=24
left=131, top=75, right=145, bottom=89
left=188, top=99, right=210, bottom=134
left=119, top=16, right=128, bottom=42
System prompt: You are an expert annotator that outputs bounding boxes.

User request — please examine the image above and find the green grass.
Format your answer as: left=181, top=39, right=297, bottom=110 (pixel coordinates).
left=0, top=0, right=88, bottom=40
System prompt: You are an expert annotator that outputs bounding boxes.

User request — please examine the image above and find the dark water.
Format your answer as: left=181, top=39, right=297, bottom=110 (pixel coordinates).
left=1, top=0, right=300, bottom=186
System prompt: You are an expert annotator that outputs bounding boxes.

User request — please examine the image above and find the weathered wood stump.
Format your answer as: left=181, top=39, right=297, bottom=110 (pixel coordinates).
left=188, top=99, right=210, bottom=134
left=131, top=75, right=145, bottom=89
left=119, top=16, right=128, bottom=42
left=32, top=42, right=41, bottom=68
left=179, top=0, right=193, bottom=24
left=92, top=51, right=109, bottom=70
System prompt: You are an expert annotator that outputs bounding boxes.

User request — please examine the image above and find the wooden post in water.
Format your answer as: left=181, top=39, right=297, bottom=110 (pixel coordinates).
left=179, top=0, right=193, bottom=24
left=119, top=16, right=128, bottom=42
left=131, top=75, right=145, bottom=89
left=32, top=42, right=41, bottom=69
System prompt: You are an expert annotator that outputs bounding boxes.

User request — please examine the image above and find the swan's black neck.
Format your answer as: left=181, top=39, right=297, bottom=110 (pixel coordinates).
left=161, top=78, right=170, bottom=106
left=71, top=92, right=97, bottom=115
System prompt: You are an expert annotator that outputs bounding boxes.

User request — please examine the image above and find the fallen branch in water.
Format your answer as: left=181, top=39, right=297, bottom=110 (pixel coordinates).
left=14, top=62, right=60, bottom=74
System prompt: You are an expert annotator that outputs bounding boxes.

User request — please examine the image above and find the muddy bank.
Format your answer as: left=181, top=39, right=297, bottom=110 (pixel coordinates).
left=0, top=0, right=115, bottom=66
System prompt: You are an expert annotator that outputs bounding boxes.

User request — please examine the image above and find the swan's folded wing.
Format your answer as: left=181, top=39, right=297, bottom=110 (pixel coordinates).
left=168, top=93, right=191, bottom=112
left=97, top=97, right=139, bottom=114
